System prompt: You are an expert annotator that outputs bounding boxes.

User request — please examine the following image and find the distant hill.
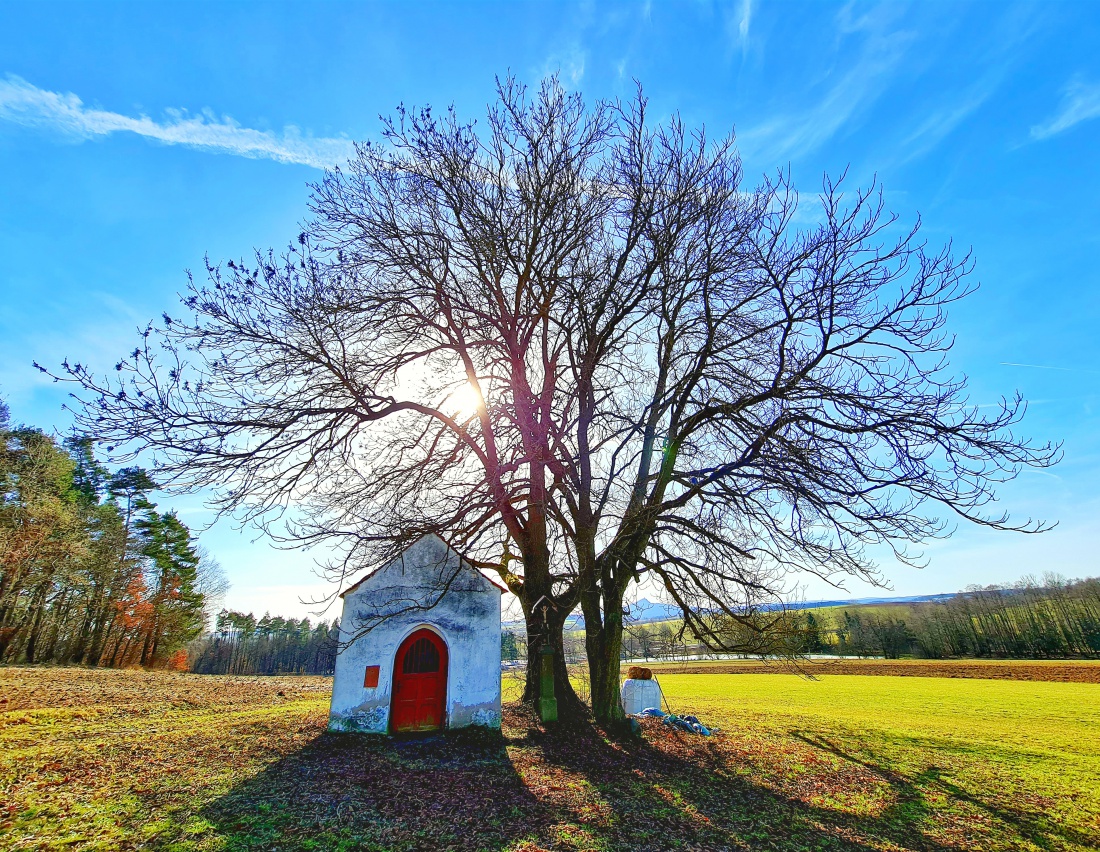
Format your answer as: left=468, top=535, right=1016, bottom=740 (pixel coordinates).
left=502, top=592, right=960, bottom=631
left=783, top=592, right=958, bottom=610
left=624, top=593, right=960, bottom=622
left=624, top=598, right=682, bottom=623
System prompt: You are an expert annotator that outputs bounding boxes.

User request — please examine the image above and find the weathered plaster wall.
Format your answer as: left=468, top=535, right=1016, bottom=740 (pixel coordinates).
left=328, top=534, right=502, bottom=734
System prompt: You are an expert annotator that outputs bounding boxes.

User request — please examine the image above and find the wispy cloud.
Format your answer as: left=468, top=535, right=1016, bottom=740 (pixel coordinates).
left=0, top=74, right=355, bottom=169
left=728, top=0, right=753, bottom=53
left=890, top=5, right=1042, bottom=164
left=1000, top=362, right=1100, bottom=376
left=737, top=8, right=913, bottom=163
left=542, top=45, right=587, bottom=88
left=1031, top=78, right=1100, bottom=140
left=897, top=80, right=1003, bottom=163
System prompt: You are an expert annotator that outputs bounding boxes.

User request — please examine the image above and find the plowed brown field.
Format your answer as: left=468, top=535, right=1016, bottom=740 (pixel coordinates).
left=0, top=665, right=330, bottom=712
left=649, top=657, right=1100, bottom=682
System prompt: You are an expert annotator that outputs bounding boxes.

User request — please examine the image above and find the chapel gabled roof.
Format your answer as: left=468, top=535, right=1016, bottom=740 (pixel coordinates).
left=339, top=533, right=507, bottom=598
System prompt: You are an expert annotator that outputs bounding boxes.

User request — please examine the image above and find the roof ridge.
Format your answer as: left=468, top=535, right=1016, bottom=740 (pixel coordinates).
left=340, top=533, right=506, bottom=598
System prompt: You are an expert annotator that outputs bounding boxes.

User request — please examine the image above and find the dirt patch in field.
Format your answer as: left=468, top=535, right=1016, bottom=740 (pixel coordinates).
left=651, top=659, right=1100, bottom=683
left=0, top=665, right=331, bottom=712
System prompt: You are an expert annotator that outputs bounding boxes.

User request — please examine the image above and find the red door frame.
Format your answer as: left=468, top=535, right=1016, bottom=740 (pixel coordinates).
left=390, top=628, right=448, bottom=733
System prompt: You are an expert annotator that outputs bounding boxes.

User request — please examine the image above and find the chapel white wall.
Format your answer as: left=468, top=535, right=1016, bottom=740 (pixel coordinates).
left=328, top=535, right=502, bottom=734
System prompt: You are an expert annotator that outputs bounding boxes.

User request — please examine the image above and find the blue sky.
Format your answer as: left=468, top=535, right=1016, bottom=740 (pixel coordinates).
left=1, top=1, right=1098, bottom=619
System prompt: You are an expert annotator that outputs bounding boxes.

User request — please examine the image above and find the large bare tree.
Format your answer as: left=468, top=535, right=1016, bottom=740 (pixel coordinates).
left=51, top=77, right=1058, bottom=722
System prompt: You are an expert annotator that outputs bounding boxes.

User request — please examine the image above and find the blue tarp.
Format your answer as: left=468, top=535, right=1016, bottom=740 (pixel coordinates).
left=635, top=707, right=712, bottom=736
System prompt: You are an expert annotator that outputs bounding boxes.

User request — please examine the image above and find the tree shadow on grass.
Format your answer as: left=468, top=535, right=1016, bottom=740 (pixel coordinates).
left=790, top=731, right=1093, bottom=852
left=515, top=708, right=960, bottom=852
left=197, top=705, right=969, bottom=852
left=199, top=723, right=544, bottom=851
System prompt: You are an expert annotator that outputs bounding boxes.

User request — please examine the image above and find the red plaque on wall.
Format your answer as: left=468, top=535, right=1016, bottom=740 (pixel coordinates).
left=363, top=665, right=380, bottom=688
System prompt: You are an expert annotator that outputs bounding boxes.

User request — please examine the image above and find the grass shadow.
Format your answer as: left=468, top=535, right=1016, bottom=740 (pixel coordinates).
left=196, top=705, right=996, bottom=851
left=199, top=723, right=545, bottom=851
left=791, top=731, right=1092, bottom=851
left=511, top=706, right=952, bottom=851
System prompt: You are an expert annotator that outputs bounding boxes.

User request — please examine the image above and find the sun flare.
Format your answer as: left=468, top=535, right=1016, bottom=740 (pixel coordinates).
left=448, top=381, right=484, bottom=419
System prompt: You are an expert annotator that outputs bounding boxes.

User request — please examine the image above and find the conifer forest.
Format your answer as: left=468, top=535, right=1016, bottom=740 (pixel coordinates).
left=0, top=400, right=221, bottom=667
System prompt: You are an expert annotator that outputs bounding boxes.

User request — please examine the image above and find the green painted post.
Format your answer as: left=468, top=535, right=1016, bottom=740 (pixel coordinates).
left=538, top=644, right=558, bottom=723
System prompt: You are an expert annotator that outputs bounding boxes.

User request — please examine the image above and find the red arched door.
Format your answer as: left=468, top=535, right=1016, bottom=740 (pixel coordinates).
left=390, top=629, right=448, bottom=733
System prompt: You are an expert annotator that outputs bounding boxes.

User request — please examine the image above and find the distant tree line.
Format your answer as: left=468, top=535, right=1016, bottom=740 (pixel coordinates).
left=188, top=609, right=339, bottom=675
left=621, top=622, right=701, bottom=661
left=611, top=574, right=1100, bottom=662
left=0, top=400, right=224, bottom=667
left=501, top=630, right=520, bottom=663
left=811, top=575, right=1100, bottom=659
left=506, top=622, right=700, bottom=664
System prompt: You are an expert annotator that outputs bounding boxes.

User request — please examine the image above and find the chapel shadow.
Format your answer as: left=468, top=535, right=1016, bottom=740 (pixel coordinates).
left=197, top=705, right=974, bottom=852
left=198, top=722, right=545, bottom=851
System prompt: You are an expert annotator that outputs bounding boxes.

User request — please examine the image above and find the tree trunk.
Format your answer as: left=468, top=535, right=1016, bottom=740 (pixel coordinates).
left=0, top=573, right=29, bottom=634
left=140, top=619, right=154, bottom=666
left=41, top=590, right=71, bottom=662
left=520, top=606, right=583, bottom=717
left=0, top=627, right=15, bottom=662
left=86, top=601, right=117, bottom=666
left=22, top=586, right=49, bottom=664
left=69, top=584, right=104, bottom=663
left=68, top=607, right=93, bottom=664
left=584, top=584, right=627, bottom=724
left=106, top=628, right=127, bottom=667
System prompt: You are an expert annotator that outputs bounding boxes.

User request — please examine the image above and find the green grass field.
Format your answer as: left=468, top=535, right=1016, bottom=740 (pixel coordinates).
left=657, top=673, right=1100, bottom=849
left=2, top=665, right=1098, bottom=851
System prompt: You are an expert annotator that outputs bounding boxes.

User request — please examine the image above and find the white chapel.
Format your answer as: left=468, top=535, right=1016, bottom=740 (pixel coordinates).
left=328, top=534, right=503, bottom=735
